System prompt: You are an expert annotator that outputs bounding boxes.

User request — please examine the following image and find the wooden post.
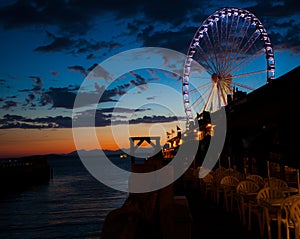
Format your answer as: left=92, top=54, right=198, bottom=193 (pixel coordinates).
left=267, top=161, right=271, bottom=186
left=130, top=138, right=135, bottom=165
left=297, top=169, right=300, bottom=194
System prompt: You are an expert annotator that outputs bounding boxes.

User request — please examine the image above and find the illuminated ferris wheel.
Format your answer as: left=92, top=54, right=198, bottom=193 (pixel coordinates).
left=182, top=7, right=275, bottom=125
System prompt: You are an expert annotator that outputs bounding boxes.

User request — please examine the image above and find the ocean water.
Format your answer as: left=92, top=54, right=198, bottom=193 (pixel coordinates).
left=0, top=155, right=130, bottom=239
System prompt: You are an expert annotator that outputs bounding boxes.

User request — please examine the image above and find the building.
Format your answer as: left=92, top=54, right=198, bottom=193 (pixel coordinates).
left=215, top=65, right=300, bottom=177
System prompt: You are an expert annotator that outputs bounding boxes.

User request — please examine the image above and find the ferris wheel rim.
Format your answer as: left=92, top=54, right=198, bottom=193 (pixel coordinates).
left=182, top=7, right=275, bottom=126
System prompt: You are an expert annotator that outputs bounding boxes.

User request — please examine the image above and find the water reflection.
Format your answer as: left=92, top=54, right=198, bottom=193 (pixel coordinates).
left=0, top=155, right=129, bottom=239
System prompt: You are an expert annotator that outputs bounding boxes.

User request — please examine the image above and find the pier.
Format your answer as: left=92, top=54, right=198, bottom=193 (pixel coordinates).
left=0, top=155, right=51, bottom=194
left=101, top=65, right=300, bottom=239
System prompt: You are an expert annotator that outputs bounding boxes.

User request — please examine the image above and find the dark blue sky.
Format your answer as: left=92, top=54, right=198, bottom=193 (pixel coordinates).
left=0, top=0, right=300, bottom=130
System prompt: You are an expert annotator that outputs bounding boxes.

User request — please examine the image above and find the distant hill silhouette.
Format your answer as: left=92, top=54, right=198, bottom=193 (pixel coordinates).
left=0, top=149, right=125, bottom=160
left=64, top=149, right=124, bottom=157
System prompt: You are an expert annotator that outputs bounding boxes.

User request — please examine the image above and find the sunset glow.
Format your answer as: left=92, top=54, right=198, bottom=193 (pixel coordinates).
left=0, top=1, right=299, bottom=159
left=0, top=121, right=182, bottom=158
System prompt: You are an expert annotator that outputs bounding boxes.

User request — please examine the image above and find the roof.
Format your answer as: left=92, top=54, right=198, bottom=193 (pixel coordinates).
left=225, top=65, right=300, bottom=131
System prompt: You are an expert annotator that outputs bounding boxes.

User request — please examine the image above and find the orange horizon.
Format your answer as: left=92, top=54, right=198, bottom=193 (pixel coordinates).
left=0, top=122, right=180, bottom=158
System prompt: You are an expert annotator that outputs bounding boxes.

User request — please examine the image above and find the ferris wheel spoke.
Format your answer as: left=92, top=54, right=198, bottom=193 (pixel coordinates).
left=190, top=94, right=205, bottom=112
left=204, top=31, right=222, bottom=73
left=232, top=30, right=261, bottom=68
left=219, top=83, right=228, bottom=106
left=224, top=39, right=262, bottom=77
left=218, top=19, right=225, bottom=67
left=229, top=69, right=268, bottom=80
left=214, top=83, right=221, bottom=109
left=190, top=85, right=212, bottom=111
left=230, top=81, right=255, bottom=91
left=234, top=58, right=264, bottom=78
left=223, top=81, right=231, bottom=103
left=204, top=83, right=217, bottom=111
left=229, top=52, right=262, bottom=76
left=189, top=81, right=212, bottom=93
left=224, top=18, right=247, bottom=72
left=204, top=25, right=225, bottom=74
left=195, top=44, right=217, bottom=74
left=194, top=42, right=215, bottom=74
left=199, top=87, right=213, bottom=111
left=211, top=21, right=223, bottom=73
left=231, top=39, right=264, bottom=73
left=221, top=80, right=232, bottom=100
left=183, top=7, right=275, bottom=124
left=226, top=18, right=252, bottom=71
left=219, top=17, right=226, bottom=74
left=220, top=16, right=230, bottom=74
left=191, top=83, right=212, bottom=102
left=201, top=32, right=215, bottom=64
left=231, top=17, right=252, bottom=56
left=223, top=15, right=241, bottom=74
left=216, top=84, right=223, bottom=108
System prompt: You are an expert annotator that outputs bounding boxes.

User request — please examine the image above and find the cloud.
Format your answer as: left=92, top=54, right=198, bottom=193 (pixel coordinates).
left=19, top=80, right=140, bottom=110
left=86, top=53, right=94, bottom=60
left=1, top=100, right=17, bottom=109
left=39, top=93, right=52, bottom=107
left=66, top=64, right=155, bottom=103
left=0, top=114, right=72, bottom=129
left=136, top=25, right=197, bottom=54
left=51, top=71, right=59, bottom=77
left=40, top=84, right=131, bottom=109
left=19, top=76, right=43, bottom=93
left=0, top=0, right=192, bottom=34
left=146, top=96, right=156, bottom=100
left=271, top=22, right=300, bottom=54
left=0, top=110, right=177, bottom=129
left=100, top=83, right=131, bottom=102
left=19, top=86, right=79, bottom=109
left=24, top=93, right=35, bottom=106
left=247, top=0, right=300, bottom=19
left=87, top=63, right=114, bottom=81
left=129, top=71, right=148, bottom=90
left=43, top=87, right=77, bottom=109
left=246, top=1, right=300, bottom=53
left=67, top=65, right=87, bottom=76
left=94, top=82, right=104, bottom=93
left=101, top=107, right=151, bottom=114
left=34, top=31, right=106, bottom=54
left=1, top=0, right=299, bottom=55
left=67, top=63, right=114, bottom=80
left=72, top=110, right=180, bottom=128
left=74, top=108, right=154, bottom=127
left=129, top=115, right=183, bottom=124
left=0, top=0, right=92, bottom=34
left=29, top=75, right=42, bottom=88
left=141, top=0, right=199, bottom=27
left=72, top=109, right=112, bottom=127
left=35, top=32, right=73, bottom=52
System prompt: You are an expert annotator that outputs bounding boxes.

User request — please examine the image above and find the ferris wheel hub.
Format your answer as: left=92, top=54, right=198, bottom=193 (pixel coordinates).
left=182, top=7, right=275, bottom=125
left=211, top=73, right=219, bottom=83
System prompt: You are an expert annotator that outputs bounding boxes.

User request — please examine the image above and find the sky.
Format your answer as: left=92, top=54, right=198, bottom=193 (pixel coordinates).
left=0, top=0, right=300, bottom=158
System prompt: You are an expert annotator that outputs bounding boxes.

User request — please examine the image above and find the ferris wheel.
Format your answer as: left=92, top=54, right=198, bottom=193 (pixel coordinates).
left=182, top=7, right=275, bottom=125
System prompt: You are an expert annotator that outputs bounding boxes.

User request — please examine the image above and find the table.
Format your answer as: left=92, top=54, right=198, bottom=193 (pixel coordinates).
left=282, top=187, right=299, bottom=196
left=263, top=198, right=285, bottom=207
